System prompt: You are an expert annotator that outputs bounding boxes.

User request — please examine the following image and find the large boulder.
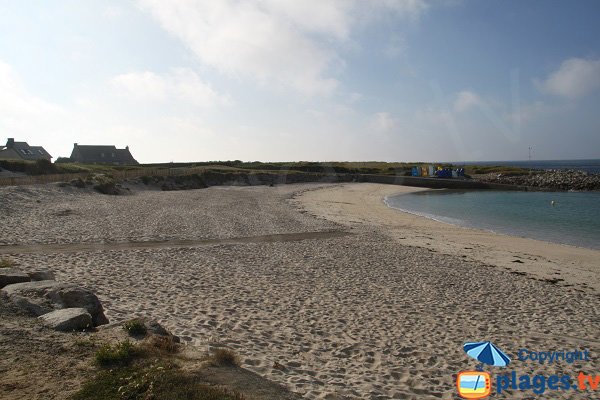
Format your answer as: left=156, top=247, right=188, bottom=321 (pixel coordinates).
left=1, top=280, right=109, bottom=326
left=0, top=268, right=30, bottom=288
left=39, top=308, right=93, bottom=331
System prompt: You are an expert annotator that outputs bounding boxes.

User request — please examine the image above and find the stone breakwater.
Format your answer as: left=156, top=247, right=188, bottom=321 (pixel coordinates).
left=472, top=170, right=600, bottom=191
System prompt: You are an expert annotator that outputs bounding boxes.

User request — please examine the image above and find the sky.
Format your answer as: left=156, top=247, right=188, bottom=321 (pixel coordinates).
left=1, top=0, right=600, bottom=163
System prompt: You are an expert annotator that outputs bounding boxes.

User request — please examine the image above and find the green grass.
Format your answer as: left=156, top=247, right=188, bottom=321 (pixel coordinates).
left=123, top=319, right=147, bottom=337
left=72, top=362, right=244, bottom=400
left=465, top=165, right=531, bottom=176
left=0, top=159, right=147, bottom=175
left=94, top=340, right=137, bottom=367
left=74, top=339, right=244, bottom=400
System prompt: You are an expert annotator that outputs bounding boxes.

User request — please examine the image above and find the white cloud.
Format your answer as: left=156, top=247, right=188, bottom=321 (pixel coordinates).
left=453, top=90, right=482, bottom=112
left=111, top=68, right=230, bottom=107
left=371, top=112, right=398, bottom=132
left=137, top=0, right=428, bottom=96
left=537, top=57, right=600, bottom=99
left=0, top=60, right=67, bottom=136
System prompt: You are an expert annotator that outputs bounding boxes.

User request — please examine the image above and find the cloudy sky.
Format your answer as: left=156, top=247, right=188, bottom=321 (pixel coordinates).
left=1, top=1, right=600, bottom=163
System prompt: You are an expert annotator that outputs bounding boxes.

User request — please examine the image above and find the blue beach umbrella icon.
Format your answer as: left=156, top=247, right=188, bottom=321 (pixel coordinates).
left=464, top=341, right=511, bottom=368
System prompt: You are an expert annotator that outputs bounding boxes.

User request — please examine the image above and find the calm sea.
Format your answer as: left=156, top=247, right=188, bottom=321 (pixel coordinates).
left=448, top=159, right=600, bottom=174
left=385, top=190, right=600, bottom=250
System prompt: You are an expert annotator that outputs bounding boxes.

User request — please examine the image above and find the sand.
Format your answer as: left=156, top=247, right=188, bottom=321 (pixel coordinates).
left=1, top=182, right=599, bottom=399
left=298, top=183, right=600, bottom=292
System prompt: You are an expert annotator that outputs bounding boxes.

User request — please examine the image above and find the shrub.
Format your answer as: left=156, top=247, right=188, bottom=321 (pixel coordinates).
left=95, top=340, right=137, bottom=367
left=0, top=160, right=28, bottom=172
left=210, top=349, right=240, bottom=367
left=147, top=335, right=179, bottom=354
left=123, top=319, right=147, bottom=337
left=73, top=362, right=245, bottom=400
left=25, top=159, right=57, bottom=175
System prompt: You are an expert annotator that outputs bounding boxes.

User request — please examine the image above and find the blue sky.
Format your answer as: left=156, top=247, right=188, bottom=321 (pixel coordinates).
left=1, top=0, right=599, bottom=163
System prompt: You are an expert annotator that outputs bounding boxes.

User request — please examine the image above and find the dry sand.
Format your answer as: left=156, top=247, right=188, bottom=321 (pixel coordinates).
left=1, top=182, right=599, bottom=399
left=299, top=183, right=600, bottom=292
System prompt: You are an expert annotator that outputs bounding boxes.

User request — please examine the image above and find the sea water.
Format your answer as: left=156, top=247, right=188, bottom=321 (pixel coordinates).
left=385, top=190, right=600, bottom=250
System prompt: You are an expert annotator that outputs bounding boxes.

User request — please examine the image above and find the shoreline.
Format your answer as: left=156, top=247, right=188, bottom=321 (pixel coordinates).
left=297, top=183, right=600, bottom=293
left=382, top=190, right=599, bottom=252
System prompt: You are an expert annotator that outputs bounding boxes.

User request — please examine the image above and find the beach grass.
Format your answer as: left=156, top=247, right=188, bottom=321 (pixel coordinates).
left=73, top=362, right=244, bottom=400
left=94, top=340, right=138, bottom=367
left=122, top=319, right=147, bottom=337
left=209, top=349, right=241, bottom=367
left=75, top=338, right=245, bottom=400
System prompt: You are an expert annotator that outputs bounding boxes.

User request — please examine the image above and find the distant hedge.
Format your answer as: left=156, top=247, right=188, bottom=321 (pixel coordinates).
left=0, top=159, right=57, bottom=175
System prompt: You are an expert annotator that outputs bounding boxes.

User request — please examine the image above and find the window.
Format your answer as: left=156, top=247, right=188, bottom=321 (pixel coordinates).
left=111, top=153, right=115, bottom=158
left=101, top=153, right=105, bottom=158
left=38, top=149, right=44, bottom=155
left=20, top=149, right=27, bottom=154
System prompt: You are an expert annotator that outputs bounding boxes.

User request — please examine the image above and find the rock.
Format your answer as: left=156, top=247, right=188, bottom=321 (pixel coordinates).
left=145, top=320, right=171, bottom=336
left=145, top=320, right=180, bottom=343
left=0, top=268, right=30, bottom=288
left=27, top=270, right=56, bottom=281
left=1, top=280, right=109, bottom=326
left=39, top=308, right=92, bottom=331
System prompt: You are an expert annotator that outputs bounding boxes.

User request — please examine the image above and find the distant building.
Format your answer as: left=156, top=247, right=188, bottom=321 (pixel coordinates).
left=0, top=138, right=52, bottom=161
left=69, top=143, right=138, bottom=165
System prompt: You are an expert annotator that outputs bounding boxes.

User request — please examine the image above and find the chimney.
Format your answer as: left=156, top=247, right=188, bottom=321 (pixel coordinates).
left=7, top=138, right=14, bottom=148
left=126, top=145, right=129, bottom=150
left=74, top=143, right=78, bottom=147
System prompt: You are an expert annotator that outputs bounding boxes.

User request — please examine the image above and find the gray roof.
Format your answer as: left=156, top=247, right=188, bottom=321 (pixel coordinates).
left=71, top=145, right=138, bottom=164
left=2, top=140, right=52, bottom=160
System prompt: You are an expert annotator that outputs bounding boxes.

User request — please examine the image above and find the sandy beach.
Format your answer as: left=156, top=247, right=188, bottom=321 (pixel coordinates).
left=1, top=182, right=599, bottom=399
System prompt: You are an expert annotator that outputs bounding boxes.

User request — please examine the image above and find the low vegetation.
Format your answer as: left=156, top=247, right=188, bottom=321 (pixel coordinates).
left=94, top=340, right=137, bottom=367
left=0, top=159, right=145, bottom=176
left=210, top=349, right=241, bottom=367
left=73, top=362, right=245, bottom=400
left=123, top=319, right=147, bottom=337
left=75, top=337, right=244, bottom=400
left=148, top=335, right=180, bottom=354
left=465, top=165, right=531, bottom=176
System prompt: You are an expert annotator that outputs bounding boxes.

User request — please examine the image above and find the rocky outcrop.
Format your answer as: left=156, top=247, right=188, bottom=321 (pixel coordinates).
left=1, top=280, right=108, bottom=326
left=0, top=268, right=30, bottom=288
left=472, top=170, right=600, bottom=191
left=39, top=308, right=93, bottom=331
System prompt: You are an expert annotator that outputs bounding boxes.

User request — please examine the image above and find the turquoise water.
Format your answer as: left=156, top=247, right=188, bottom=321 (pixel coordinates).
left=385, top=190, right=600, bottom=250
